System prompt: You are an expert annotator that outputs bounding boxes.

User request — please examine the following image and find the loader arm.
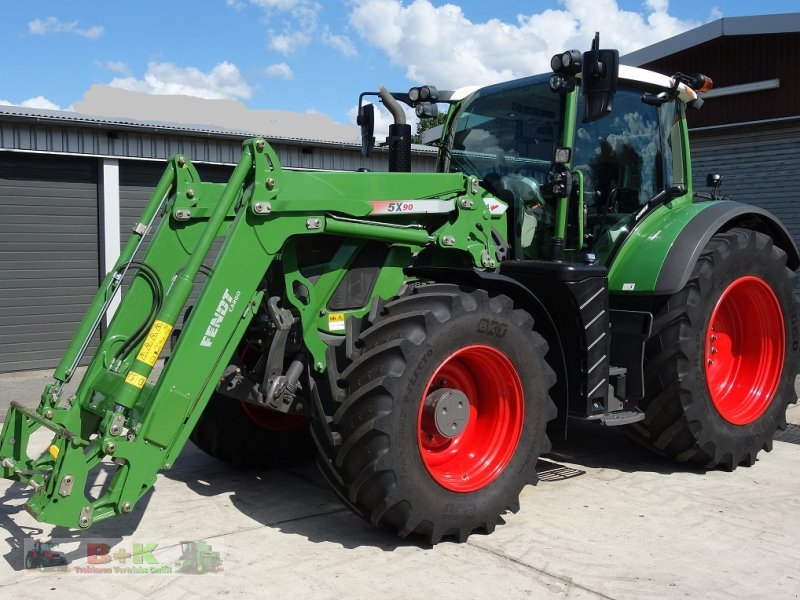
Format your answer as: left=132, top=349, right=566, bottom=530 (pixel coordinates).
left=0, top=138, right=507, bottom=529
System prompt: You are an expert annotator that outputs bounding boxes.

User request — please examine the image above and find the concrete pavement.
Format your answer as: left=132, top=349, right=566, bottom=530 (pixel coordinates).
left=1, top=369, right=799, bottom=600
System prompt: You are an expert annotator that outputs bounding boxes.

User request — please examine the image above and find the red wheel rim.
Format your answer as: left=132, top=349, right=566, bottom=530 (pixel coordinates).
left=705, top=276, right=785, bottom=425
left=417, top=344, right=524, bottom=492
left=240, top=402, right=309, bottom=432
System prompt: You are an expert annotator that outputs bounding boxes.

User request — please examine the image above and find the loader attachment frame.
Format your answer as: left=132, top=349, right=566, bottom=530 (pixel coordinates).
left=0, top=138, right=506, bottom=529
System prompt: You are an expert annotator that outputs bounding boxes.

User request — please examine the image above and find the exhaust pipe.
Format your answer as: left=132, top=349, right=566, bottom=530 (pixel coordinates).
left=379, top=85, right=412, bottom=173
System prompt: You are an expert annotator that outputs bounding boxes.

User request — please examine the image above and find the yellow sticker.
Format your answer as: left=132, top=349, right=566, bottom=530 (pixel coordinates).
left=328, top=312, right=345, bottom=332
left=136, top=320, right=173, bottom=366
left=48, top=444, right=60, bottom=459
left=125, top=371, right=147, bottom=389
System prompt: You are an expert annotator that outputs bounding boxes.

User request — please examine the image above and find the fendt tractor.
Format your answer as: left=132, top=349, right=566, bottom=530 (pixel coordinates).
left=1, top=35, right=797, bottom=544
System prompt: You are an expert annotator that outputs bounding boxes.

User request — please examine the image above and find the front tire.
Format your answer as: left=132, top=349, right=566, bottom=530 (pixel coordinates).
left=629, top=228, right=799, bottom=469
left=324, top=284, right=556, bottom=543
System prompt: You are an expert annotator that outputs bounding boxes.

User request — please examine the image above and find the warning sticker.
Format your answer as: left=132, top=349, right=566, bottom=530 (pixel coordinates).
left=136, top=320, right=173, bottom=366
left=328, top=313, right=346, bottom=332
left=125, top=371, right=147, bottom=389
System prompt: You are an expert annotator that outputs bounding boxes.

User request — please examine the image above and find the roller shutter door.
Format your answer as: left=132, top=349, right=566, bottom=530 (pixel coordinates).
left=0, top=152, right=99, bottom=373
left=691, top=122, right=800, bottom=254
left=119, top=160, right=234, bottom=250
left=119, top=161, right=234, bottom=350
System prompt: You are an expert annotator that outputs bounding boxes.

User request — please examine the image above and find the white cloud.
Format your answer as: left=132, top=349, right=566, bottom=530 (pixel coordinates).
left=270, top=30, right=312, bottom=54
left=96, top=60, right=131, bottom=75
left=250, top=0, right=308, bottom=8
left=0, top=96, right=64, bottom=110
left=21, top=96, right=62, bottom=110
left=28, top=16, right=103, bottom=39
left=348, top=0, right=699, bottom=89
left=245, top=0, right=322, bottom=54
left=237, top=0, right=355, bottom=57
left=265, top=62, right=294, bottom=79
left=322, top=27, right=358, bottom=57
left=109, top=61, right=252, bottom=100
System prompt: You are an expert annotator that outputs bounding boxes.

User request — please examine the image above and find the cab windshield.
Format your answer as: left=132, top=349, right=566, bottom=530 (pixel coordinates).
left=441, top=74, right=682, bottom=262
left=442, top=73, right=561, bottom=190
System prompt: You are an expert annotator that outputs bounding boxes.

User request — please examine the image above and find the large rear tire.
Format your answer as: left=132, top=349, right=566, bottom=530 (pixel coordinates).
left=190, top=391, right=312, bottom=469
left=628, top=228, right=799, bottom=469
left=316, top=284, right=556, bottom=543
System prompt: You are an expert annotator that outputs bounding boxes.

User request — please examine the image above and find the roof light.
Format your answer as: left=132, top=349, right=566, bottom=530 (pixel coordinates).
left=674, top=72, right=714, bottom=93
left=550, top=49, right=582, bottom=75
left=549, top=73, right=576, bottom=93
left=419, top=85, right=438, bottom=101
left=695, top=74, right=714, bottom=93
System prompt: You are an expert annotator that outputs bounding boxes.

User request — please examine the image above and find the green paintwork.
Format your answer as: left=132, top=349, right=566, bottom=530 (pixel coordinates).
left=607, top=196, right=713, bottom=292
left=606, top=103, right=703, bottom=294
left=2, top=60, right=785, bottom=534
left=0, top=138, right=508, bottom=529
left=554, top=89, right=578, bottom=242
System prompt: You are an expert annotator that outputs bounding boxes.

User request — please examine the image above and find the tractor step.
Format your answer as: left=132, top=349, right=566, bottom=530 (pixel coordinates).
left=599, top=410, right=645, bottom=426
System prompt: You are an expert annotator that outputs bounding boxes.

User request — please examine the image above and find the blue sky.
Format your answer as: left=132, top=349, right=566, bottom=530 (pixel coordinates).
left=1, top=1, right=797, bottom=134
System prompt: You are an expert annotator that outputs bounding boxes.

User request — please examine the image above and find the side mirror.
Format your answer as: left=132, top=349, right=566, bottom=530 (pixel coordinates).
left=582, top=33, right=619, bottom=123
left=357, top=103, right=375, bottom=157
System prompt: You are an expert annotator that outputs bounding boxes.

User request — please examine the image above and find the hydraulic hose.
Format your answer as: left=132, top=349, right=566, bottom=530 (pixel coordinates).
left=111, top=262, right=163, bottom=367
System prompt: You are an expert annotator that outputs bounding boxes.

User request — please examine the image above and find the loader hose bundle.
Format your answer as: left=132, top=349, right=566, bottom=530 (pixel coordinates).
left=110, top=261, right=164, bottom=367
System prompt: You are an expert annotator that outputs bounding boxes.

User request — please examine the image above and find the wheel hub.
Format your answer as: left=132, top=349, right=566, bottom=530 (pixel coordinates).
left=417, top=344, right=525, bottom=493
left=424, top=388, right=470, bottom=438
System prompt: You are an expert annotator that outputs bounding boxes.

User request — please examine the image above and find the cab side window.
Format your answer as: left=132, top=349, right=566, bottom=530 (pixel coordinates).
left=573, top=88, right=671, bottom=255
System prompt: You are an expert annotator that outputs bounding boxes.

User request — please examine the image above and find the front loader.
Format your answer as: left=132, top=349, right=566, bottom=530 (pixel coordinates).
left=2, top=34, right=798, bottom=544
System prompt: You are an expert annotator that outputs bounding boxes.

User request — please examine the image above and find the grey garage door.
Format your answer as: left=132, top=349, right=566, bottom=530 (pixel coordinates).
left=119, top=161, right=235, bottom=350
left=119, top=160, right=235, bottom=240
left=691, top=121, right=800, bottom=254
left=0, top=152, right=99, bottom=373
left=119, top=160, right=234, bottom=248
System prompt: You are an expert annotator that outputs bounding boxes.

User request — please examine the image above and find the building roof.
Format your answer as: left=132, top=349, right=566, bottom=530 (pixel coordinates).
left=0, top=103, right=255, bottom=138
left=622, top=12, right=800, bottom=66
left=0, top=102, right=437, bottom=154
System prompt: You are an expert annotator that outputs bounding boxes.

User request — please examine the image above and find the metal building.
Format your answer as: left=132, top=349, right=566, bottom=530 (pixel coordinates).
left=4, top=13, right=797, bottom=374
left=623, top=13, right=800, bottom=255
left=0, top=105, right=436, bottom=372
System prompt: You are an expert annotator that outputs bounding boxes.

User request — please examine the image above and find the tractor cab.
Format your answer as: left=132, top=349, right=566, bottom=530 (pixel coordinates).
left=438, top=62, right=698, bottom=265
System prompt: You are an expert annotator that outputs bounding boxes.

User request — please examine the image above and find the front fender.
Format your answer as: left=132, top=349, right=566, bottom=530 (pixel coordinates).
left=608, top=200, right=799, bottom=295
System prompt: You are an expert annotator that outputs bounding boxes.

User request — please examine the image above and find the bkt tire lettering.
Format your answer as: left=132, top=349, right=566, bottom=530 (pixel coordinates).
left=477, top=318, right=507, bottom=337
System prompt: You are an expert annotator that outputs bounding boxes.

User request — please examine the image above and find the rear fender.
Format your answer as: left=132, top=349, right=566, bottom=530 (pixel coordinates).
left=609, top=200, right=799, bottom=295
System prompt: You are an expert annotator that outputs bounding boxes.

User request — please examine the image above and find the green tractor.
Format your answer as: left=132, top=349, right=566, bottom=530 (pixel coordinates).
left=175, top=540, right=222, bottom=573
left=1, top=34, right=797, bottom=544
